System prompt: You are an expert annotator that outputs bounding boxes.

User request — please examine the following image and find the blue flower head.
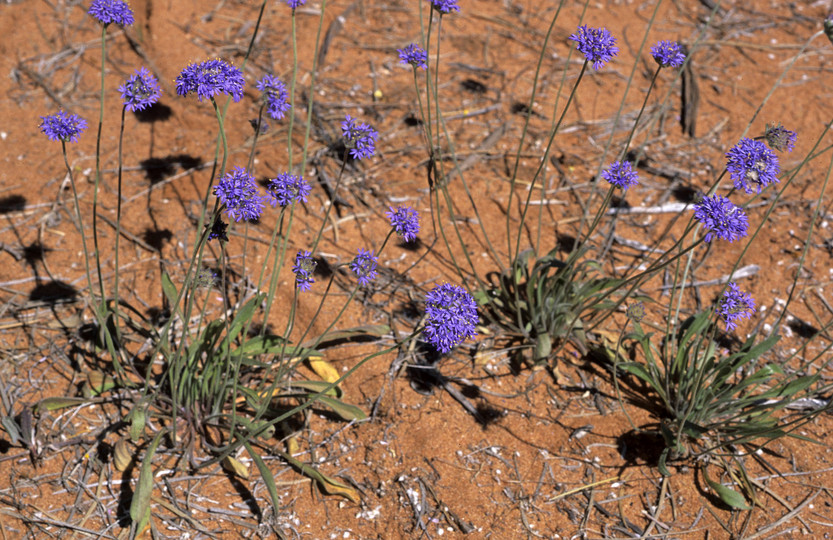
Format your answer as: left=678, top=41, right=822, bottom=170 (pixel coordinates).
left=285, top=0, right=306, bottom=8
left=207, top=218, right=228, bottom=242
left=423, top=283, right=478, bottom=354
left=694, top=194, right=749, bottom=243
left=119, top=67, right=162, bottom=112
left=213, top=167, right=266, bottom=222
left=386, top=205, right=420, bottom=242
left=256, top=74, right=290, bottom=121
left=341, top=115, right=379, bottom=160
left=428, top=0, right=460, bottom=14
left=267, top=173, right=311, bottom=207
left=398, top=44, right=428, bottom=70
left=825, top=14, right=833, bottom=46
left=764, top=123, right=796, bottom=153
left=292, top=250, right=316, bottom=291
left=88, top=0, right=134, bottom=26
left=601, top=161, right=639, bottom=191
left=725, top=138, right=780, bottom=194
left=650, top=40, right=686, bottom=68
left=351, top=249, right=379, bottom=286
left=39, top=111, right=87, bottom=143
left=569, top=25, right=618, bottom=70
left=175, top=59, right=245, bottom=102
left=717, top=282, right=756, bottom=332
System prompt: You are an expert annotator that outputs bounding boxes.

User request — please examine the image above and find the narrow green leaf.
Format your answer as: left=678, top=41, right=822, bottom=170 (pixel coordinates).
left=130, top=429, right=166, bottom=535
left=161, top=271, right=178, bottom=310
left=34, top=397, right=89, bottom=413
left=242, top=440, right=281, bottom=514
left=704, top=476, right=751, bottom=510
left=314, top=395, right=367, bottom=421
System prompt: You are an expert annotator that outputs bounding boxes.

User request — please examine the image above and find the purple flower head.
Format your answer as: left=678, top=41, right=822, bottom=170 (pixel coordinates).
left=423, top=283, right=478, bottom=354
left=825, top=14, right=833, bottom=46
left=341, top=115, right=379, bottom=160
left=256, top=74, right=290, bottom=121
left=569, top=25, right=618, bottom=70
left=351, top=249, right=379, bottom=286
left=601, top=160, right=639, bottom=191
left=88, top=0, right=134, bottom=26
left=694, top=194, right=749, bottom=243
left=717, top=282, right=756, bottom=332
left=207, top=218, right=228, bottom=242
left=650, top=40, right=686, bottom=68
left=175, top=59, right=245, bottom=103
left=428, top=0, right=460, bottom=14
left=285, top=0, right=306, bottom=8
left=39, top=111, right=87, bottom=143
left=213, top=167, right=266, bottom=222
left=267, top=173, right=311, bottom=207
left=386, top=205, right=420, bottom=242
left=725, top=138, right=780, bottom=194
left=119, top=67, right=162, bottom=112
left=627, top=302, right=645, bottom=323
left=292, top=250, right=316, bottom=291
left=398, top=43, right=428, bottom=70
left=764, top=123, right=796, bottom=153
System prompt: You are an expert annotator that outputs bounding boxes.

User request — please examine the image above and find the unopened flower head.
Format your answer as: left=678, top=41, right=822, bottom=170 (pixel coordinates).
left=626, top=302, right=645, bottom=323
left=423, top=283, right=478, bottom=354
left=39, top=111, right=87, bottom=143
left=213, top=167, right=266, bottom=222
left=725, top=138, right=780, bottom=194
left=650, top=40, right=686, bottom=68
left=429, top=0, right=460, bottom=15
left=119, top=67, right=162, bottom=112
left=386, top=205, right=420, bottom=242
left=292, top=250, right=316, bottom=291
left=341, top=115, right=379, bottom=160
left=398, top=43, right=428, bottom=70
left=175, top=59, right=245, bottom=102
left=694, top=194, right=749, bottom=243
left=207, top=218, right=228, bottom=242
left=569, top=25, right=618, bottom=70
left=267, top=173, right=310, bottom=207
left=351, top=249, right=379, bottom=286
left=601, top=160, right=639, bottom=191
left=195, top=268, right=219, bottom=289
left=256, top=74, right=290, bottom=121
left=764, top=123, right=796, bottom=153
left=717, top=282, right=756, bottom=332
left=88, top=0, right=134, bottom=26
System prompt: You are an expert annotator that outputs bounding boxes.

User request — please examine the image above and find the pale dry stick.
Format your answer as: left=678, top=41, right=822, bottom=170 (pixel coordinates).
left=743, top=489, right=821, bottom=540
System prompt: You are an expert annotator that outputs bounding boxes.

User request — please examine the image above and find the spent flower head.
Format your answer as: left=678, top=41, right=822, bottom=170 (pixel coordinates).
left=341, top=115, right=379, bottom=160
left=351, top=249, right=379, bottom=286
left=423, top=283, right=478, bottom=354
left=213, top=167, right=266, bottom=222
left=292, top=250, right=316, bottom=291
left=428, top=0, right=460, bottom=14
left=725, top=138, right=780, bottom=194
left=569, top=25, right=618, bottom=70
left=175, top=59, right=245, bottom=102
left=650, top=40, right=686, bottom=68
left=601, top=160, right=639, bottom=191
left=764, top=123, right=796, bottom=153
left=256, top=74, right=290, bottom=121
left=39, top=111, right=87, bottom=143
left=386, top=205, right=420, bottom=242
left=88, top=0, right=134, bottom=26
left=119, top=67, right=162, bottom=112
left=627, top=302, right=646, bottom=323
left=398, top=43, right=428, bottom=70
left=717, top=282, right=756, bottom=332
left=267, top=173, right=311, bottom=207
left=207, top=218, right=229, bottom=242
left=694, top=194, right=749, bottom=243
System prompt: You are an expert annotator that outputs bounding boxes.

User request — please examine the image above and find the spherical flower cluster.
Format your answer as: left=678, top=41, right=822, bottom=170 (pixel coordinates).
left=429, top=0, right=460, bottom=14
left=626, top=301, right=645, bottom=323
left=39, top=111, right=87, bottom=143
left=717, top=282, right=756, bottom=332
left=119, top=67, right=162, bottom=112
left=88, top=0, right=134, bottom=26
left=650, top=40, right=686, bottom=68
left=341, top=115, right=379, bottom=160
left=398, top=43, right=428, bottom=70
left=175, top=59, right=245, bottom=103
left=386, top=205, right=420, bottom=242
left=725, top=138, right=780, bottom=194
left=256, top=74, right=290, bottom=121
left=351, top=249, right=378, bottom=286
left=569, top=25, right=618, bottom=70
left=207, top=218, right=228, bottom=242
left=423, top=283, right=478, bottom=354
left=764, top=123, right=796, bottom=153
left=601, top=160, right=639, bottom=191
left=292, top=250, right=316, bottom=291
left=267, top=173, right=311, bottom=207
left=694, top=194, right=748, bottom=243
left=213, top=167, right=266, bottom=222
